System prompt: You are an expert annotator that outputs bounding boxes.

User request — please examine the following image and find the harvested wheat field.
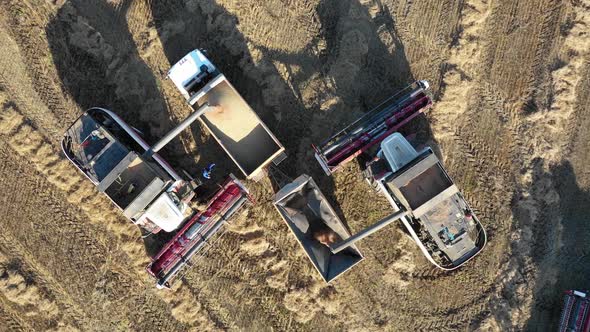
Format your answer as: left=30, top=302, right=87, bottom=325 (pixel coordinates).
left=0, top=0, right=589, bottom=330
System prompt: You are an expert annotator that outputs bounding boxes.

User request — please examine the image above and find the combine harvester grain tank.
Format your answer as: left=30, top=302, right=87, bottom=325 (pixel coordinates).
left=145, top=49, right=291, bottom=287
left=352, top=133, right=486, bottom=270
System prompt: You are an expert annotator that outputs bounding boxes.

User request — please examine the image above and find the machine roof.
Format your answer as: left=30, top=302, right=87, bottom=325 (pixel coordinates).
left=63, top=113, right=129, bottom=183
left=419, top=193, right=479, bottom=263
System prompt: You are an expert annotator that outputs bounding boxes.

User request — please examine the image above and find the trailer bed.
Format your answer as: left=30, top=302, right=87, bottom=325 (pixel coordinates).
left=273, top=175, right=363, bottom=282
left=193, top=78, right=282, bottom=177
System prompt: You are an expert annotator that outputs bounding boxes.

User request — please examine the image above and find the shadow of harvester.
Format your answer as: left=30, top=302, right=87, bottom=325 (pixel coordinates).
left=523, top=160, right=590, bottom=331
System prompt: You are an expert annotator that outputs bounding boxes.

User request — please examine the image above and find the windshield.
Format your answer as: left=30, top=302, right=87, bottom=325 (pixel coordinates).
left=63, top=113, right=130, bottom=183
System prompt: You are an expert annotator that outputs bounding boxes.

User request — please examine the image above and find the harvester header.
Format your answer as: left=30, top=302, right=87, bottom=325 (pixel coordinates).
left=313, top=80, right=432, bottom=175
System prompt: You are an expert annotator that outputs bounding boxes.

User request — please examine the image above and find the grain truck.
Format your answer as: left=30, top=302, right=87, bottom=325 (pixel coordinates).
left=168, top=49, right=286, bottom=180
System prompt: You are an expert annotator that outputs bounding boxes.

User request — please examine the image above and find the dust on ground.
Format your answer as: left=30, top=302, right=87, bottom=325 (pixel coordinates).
left=0, top=0, right=589, bottom=330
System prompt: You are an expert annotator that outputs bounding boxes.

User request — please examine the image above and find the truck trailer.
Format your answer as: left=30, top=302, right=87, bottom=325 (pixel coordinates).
left=168, top=49, right=286, bottom=180
left=273, top=175, right=364, bottom=282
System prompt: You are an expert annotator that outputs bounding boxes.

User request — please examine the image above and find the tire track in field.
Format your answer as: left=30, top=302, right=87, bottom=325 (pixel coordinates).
left=0, top=249, right=73, bottom=330
left=429, top=0, right=492, bottom=142
left=538, top=0, right=590, bottom=158
left=0, top=17, right=65, bottom=143
left=0, top=299, right=31, bottom=332
left=0, top=143, right=189, bottom=331
left=396, top=0, right=555, bottom=329
left=0, top=236, right=89, bottom=330
left=398, top=1, right=499, bottom=329
left=467, top=0, right=589, bottom=329
left=0, top=0, right=80, bottom=128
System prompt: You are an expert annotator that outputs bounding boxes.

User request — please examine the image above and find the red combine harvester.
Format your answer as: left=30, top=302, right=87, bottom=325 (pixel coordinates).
left=309, top=81, right=486, bottom=274
left=62, top=106, right=251, bottom=289
left=559, top=290, right=590, bottom=332
left=62, top=49, right=292, bottom=289
left=313, top=80, right=432, bottom=175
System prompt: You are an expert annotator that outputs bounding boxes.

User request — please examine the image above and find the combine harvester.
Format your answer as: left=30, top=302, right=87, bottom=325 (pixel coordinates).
left=351, top=133, right=487, bottom=270
left=559, top=290, right=590, bottom=332
left=62, top=49, right=287, bottom=288
left=63, top=107, right=250, bottom=288
left=308, top=81, right=486, bottom=276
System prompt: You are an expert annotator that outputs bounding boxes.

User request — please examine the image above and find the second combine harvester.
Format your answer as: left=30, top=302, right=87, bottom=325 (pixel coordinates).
left=275, top=80, right=487, bottom=282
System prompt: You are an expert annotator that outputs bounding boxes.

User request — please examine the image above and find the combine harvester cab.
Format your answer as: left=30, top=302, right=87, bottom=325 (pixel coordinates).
left=273, top=175, right=363, bottom=282
left=313, top=80, right=432, bottom=175
left=62, top=106, right=251, bottom=288
left=366, top=133, right=487, bottom=270
left=559, top=290, right=590, bottom=332
left=168, top=49, right=286, bottom=180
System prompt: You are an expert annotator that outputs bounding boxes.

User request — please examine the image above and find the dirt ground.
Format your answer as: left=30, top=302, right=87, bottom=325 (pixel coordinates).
left=0, top=0, right=588, bottom=330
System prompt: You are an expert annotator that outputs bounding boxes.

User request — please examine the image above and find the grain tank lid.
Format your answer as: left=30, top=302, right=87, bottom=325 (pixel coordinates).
left=142, top=193, right=186, bottom=232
